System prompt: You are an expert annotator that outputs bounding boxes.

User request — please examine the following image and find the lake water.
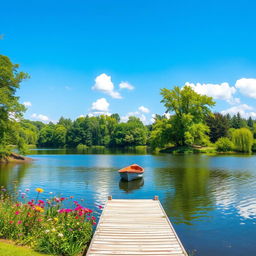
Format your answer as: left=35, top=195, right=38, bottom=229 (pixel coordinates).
left=1, top=149, right=256, bottom=256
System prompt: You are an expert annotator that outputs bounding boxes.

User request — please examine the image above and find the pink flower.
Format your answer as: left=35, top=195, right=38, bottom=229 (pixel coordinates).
left=15, top=211, right=20, bottom=215
left=17, top=220, right=22, bottom=225
left=98, top=205, right=103, bottom=209
left=91, top=216, right=96, bottom=220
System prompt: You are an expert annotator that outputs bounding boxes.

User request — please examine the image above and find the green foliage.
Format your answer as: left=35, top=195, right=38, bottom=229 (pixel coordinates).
left=215, top=137, right=234, bottom=152
left=149, top=118, right=173, bottom=148
left=232, top=128, right=253, bottom=153
left=0, top=55, right=29, bottom=155
left=206, top=113, right=230, bottom=142
left=111, top=117, right=147, bottom=146
left=184, top=123, right=210, bottom=146
left=0, top=188, right=94, bottom=256
left=251, top=140, right=256, bottom=152
left=159, top=85, right=215, bottom=146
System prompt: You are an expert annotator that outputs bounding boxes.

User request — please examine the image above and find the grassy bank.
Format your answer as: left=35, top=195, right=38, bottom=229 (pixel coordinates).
left=0, top=240, right=52, bottom=256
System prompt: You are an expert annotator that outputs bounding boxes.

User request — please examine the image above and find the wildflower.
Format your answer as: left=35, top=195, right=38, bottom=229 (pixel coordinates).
left=45, top=230, right=50, bottom=233
left=21, top=193, right=26, bottom=196
left=70, top=196, right=74, bottom=199
left=37, top=218, right=43, bottom=222
left=93, top=221, right=96, bottom=225
left=58, top=233, right=64, bottom=237
left=98, top=205, right=103, bottom=209
left=38, top=200, right=45, bottom=204
left=35, top=188, right=44, bottom=193
left=54, top=217, right=58, bottom=222
left=52, top=228, right=56, bottom=232
left=9, top=221, right=14, bottom=224
left=25, top=189, right=30, bottom=192
left=15, top=211, right=20, bottom=215
left=91, top=216, right=96, bottom=220
left=34, top=206, right=44, bottom=213
left=17, top=220, right=22, bottom=225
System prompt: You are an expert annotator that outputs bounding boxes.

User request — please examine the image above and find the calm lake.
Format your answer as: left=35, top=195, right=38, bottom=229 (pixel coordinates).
left=1, top=149, right=256, bottom=256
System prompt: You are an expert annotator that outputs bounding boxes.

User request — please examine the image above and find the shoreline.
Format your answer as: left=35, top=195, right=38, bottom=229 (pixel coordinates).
left=0, top=153, right=33, bottom=164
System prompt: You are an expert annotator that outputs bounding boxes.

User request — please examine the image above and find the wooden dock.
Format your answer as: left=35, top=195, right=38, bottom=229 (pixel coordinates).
left=86, top=197, right=188, bottom=256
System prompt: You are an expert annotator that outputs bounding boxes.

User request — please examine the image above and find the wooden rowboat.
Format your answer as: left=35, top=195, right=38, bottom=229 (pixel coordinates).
left=118, top=164, right=144, bottom=181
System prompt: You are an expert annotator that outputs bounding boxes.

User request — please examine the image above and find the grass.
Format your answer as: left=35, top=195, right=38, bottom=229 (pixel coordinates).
left=0, top=240, right=52, bottom=256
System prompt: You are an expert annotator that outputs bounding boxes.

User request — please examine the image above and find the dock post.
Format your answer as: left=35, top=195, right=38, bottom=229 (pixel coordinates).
left=154, top=195, right=159, bottom=200
left=108, top=195, right=112, bottom=200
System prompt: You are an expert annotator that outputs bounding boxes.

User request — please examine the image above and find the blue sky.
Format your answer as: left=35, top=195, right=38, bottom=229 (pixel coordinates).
left=1, top=0, right=256, bottom=123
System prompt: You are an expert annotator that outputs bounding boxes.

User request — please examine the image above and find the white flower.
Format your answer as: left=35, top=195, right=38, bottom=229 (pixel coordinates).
left=52, top=228, right=56, bottom=232
left=45, top=230, right=50, bottom=233
left=58, top=233, right=64, bottom=237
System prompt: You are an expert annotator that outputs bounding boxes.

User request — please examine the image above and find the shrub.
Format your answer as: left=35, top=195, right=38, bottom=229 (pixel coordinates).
left=215, top=137, right=234, bottom=152
left=0, top=187, right=97, bottom=255
left=252, top=140, right=256, bottom=152
left=232, top=128, right=253, bottom=153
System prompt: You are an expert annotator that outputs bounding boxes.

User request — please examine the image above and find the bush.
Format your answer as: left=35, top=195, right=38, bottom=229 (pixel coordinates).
left=252, top=140, right=256, bottom=152
left=232, top=128, right=253, bottom=153
left=215, top=137, right=234, bottom=152
left=0, top=187, right=97, bottom=255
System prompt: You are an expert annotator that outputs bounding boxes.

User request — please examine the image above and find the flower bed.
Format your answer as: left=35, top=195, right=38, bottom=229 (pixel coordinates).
left=0, top=187, right=97, bottom=255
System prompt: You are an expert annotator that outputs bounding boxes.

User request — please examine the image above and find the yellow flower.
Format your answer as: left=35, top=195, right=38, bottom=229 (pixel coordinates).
left=35, top=188, right=44, bottom=193
left=54, top=217, right=58, bottom=222
left=34, top=206, right=44, bottom=213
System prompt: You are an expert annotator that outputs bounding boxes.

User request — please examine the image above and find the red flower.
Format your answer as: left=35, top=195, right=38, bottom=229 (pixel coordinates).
left=9, top=221, right=14, bottom=224
left=17, top=220, right=22, bottom=224
left=15, top=211, right=20, bottom=215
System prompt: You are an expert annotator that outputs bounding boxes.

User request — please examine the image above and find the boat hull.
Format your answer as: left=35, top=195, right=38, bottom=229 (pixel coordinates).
left=119, top=172, right=143, bottom=181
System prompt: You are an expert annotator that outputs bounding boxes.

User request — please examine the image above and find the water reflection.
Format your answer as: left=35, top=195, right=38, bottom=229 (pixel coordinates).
left=119, top=178, right=144, bottom=193
left=154, top=155, right=212, bottom=224
left=0, top=163, right=31, bottom=191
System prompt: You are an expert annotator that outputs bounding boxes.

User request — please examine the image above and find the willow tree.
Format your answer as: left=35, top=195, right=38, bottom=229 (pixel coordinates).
left=0, top=55, right=29, bottom=154
left=160, top=85, right=215, bottom=146
left=232, top=128, right=253, bottom=153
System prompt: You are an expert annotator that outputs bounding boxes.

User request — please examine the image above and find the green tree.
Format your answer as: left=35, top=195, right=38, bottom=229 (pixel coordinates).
left=160, top=86, right=215, bottom=146
left=206, top=113, right=230, bottom=142
left=232, top=128, right=253, bottom=153
left=0, top=55, right=29, bottom=153
left=247, top=116, right=254, bottom=129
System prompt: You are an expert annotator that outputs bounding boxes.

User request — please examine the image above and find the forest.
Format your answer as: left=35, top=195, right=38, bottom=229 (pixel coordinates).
left=1, top=54, right=256, bottom=155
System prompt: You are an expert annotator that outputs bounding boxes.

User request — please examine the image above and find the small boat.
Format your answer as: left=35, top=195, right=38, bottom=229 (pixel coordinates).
left=118, top=164, right=144, bottom=181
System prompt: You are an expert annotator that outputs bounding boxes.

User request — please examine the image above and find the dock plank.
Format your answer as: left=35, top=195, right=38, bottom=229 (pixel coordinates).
left=86, top=199, right=188, bottom=256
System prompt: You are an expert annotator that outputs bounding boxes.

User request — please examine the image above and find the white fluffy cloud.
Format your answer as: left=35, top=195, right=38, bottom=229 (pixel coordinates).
left=31, top=113, right=49, bottom=122
left=138, top=106, right=150, bottom=113
left=186, top=82, right=238, bottom=104
left=119, top=82, right=134, bottom=90
left=92, top=73, right=122, bottom=99
left=221, top=104, right=256, bottom=118
left=91, top=98, right=110, bottom=112
left=23, top=101, right=32, bottom=107
left=235, top=78, right=256, bottom=99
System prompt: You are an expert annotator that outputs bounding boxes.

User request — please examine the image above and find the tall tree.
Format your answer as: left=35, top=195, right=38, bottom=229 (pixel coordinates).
left=160, top=86, right=215, bottom=146
left=206, top=113, right=230, bottom=142
left=0, top=55, right=29, bottom=152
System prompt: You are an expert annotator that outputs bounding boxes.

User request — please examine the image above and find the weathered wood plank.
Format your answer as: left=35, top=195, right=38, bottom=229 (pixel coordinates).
left=86, top=198, right=188, bottom=256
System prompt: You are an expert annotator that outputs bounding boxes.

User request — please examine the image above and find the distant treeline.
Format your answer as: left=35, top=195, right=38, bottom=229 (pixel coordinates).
left=18, top=112, right=256, bottom=151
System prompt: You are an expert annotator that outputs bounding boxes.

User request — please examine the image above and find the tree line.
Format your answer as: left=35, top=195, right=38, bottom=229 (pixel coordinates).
left=1, top=54, right=256, bottom=155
